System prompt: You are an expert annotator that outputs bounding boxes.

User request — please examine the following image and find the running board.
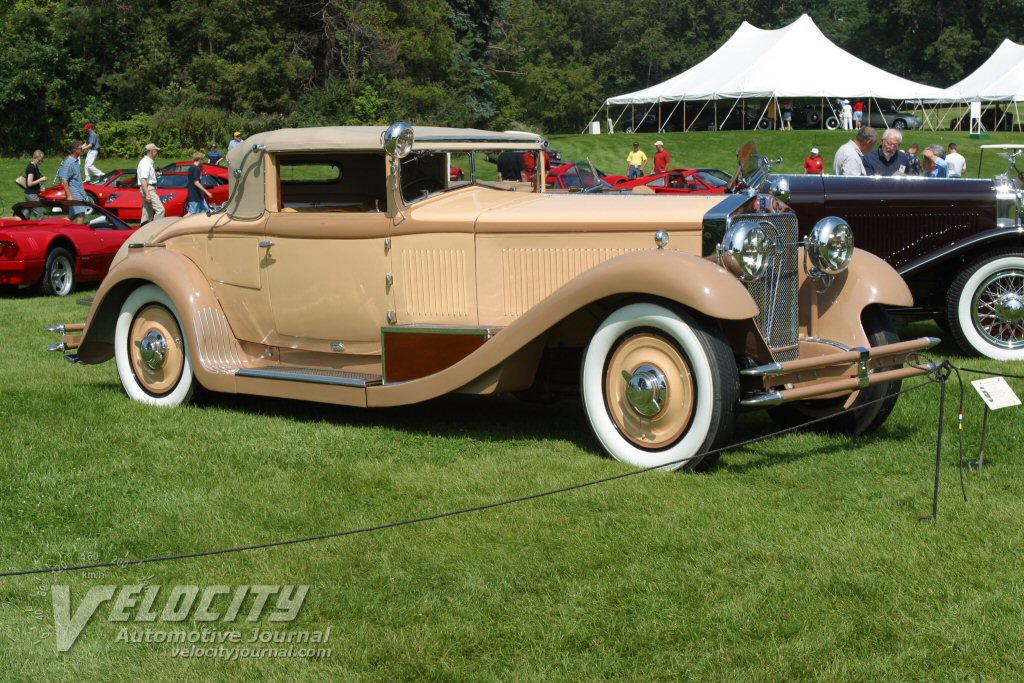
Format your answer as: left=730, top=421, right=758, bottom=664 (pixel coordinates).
left=235, top=367, right=383, bottom=388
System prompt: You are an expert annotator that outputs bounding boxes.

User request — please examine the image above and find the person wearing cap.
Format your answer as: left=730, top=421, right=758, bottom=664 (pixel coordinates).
left=208, top=143, right=223, bottom=166
left=652, top=141, right=670, bottom=174
left=82, top=122, right=103, bottom=181
left=804, top=147, right=824, bottom=174
left=137, top=143, right=164, bottom=224
left=186, top=151, right=213, bottom=215
left=57, top=141, right=89, bottom=222
left=228, top=131, right=245, bottom=152
left=833, top=127, right=877, bottom=176
left=626, top=142, right=648, bottom=179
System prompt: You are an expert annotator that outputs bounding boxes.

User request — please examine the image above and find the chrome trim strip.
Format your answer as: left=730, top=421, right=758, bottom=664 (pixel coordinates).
left=740, top=391, right=784, bottom=407
left=127, top=242, right=167, bottom=249
left=381, top=324, right=497, bottom=337
left=802, top=337, right=852, bottom=352
left=236, top=368, right=382, bottom=387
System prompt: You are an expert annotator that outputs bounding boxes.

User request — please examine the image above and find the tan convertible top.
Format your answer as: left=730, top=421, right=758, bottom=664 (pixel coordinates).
left=229, top=125, right=546, bottom=159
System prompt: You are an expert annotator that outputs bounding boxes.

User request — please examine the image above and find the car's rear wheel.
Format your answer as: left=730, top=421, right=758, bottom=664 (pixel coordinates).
left=946, top=249, right=1024, bottom=360
left=85, top=191, right=99, bottom=204
left=807, top=111, right=821, bottom=125
left=114, top=284, right=195, bottom=406
left=39, top=247, right=76, bottom=297
left=769, top=306, right=902, bottom=435
left=581, top=303, right=737, bottom=471
left=625, top=126, right=634, bottom=134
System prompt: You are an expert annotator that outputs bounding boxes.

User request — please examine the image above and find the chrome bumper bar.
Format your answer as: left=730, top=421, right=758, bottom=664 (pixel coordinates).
left=739, top=336, right=940, bottom=407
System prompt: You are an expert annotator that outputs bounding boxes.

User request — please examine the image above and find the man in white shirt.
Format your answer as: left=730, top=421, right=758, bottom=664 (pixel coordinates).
left=946, top=143, right=967, bottom=177
left=137, top=143, right=165, bottom=224
left=833, top=127, right=878, bottom=176
left=841, top=99, right=854, bottom=130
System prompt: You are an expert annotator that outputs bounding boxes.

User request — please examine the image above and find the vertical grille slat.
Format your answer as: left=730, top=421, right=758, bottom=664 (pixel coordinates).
left=732, top=212, right=800, bottom=361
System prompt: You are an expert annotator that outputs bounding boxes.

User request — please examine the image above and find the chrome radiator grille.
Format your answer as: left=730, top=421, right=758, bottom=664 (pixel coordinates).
left=731, top=212, right=800, bottom=361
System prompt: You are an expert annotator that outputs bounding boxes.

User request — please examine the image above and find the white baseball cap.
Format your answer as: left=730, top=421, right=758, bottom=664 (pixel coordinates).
left=810, top=147, right=819, bottom=155
left=654, top=140, right=664, bottom=146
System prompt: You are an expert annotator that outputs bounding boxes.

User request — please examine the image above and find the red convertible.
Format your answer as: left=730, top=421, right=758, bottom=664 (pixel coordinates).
left=0, top=199, right=138, bottom=296
left=38, top=169, right=139, bottom=206
left=104, top=168, right=230, bottom=223
left=604, top=168, right=731, bottom=195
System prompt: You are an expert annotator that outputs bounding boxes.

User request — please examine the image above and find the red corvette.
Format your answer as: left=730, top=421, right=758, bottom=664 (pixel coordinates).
left=38, top=169, right=139, bottom=206
left=603, top=168, right=731, bottom=195
left=104, top=168, right=230, bottom=223
left=0, top=200, right=138, bottom=296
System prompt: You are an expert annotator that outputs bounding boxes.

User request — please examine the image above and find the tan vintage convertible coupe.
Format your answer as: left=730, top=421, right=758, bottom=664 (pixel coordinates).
left=49, top=124, right=938, bottom=470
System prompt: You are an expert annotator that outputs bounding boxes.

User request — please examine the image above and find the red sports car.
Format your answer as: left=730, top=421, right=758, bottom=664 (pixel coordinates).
left=38, top=169, right=139, bottom=206
left=0, top=199, right=138, bottom=296
left=546, top=161, right=608, bottom=191
left=603, top=168, right=731, bottom=195
left=103, top=168, right=230, bottom=223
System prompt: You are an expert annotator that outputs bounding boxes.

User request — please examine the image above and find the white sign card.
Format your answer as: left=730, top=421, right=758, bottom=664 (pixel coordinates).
left=971, top=377, right=1021, bottom=411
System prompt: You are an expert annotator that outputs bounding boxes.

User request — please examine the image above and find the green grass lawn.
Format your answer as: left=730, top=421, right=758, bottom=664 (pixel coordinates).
left=3, top=278, right=1024, bottom=680
left=3, top=134, right=1024, bottom=679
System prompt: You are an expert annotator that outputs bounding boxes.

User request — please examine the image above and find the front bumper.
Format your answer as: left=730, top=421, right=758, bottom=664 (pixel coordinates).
left=739, top=336, right=940, bottom=406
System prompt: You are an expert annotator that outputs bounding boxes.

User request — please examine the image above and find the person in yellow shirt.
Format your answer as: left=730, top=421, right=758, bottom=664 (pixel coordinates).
left=626, top=142, right=648, bottom=178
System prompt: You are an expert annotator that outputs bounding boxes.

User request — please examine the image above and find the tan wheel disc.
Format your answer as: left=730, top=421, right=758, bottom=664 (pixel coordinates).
left=604, top=333, right=695, bottom=449
left=129, top=304, right=185, bottom=395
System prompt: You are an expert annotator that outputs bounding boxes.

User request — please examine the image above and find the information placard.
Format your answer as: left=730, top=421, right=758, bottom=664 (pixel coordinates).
left=971, top=376, right=1021, bottom=410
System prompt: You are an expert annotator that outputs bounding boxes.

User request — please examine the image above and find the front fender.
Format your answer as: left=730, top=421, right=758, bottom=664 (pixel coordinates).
left=75, top=249, right=229, bottom=382
left=368, top=249, right=758, bottom=407
left=804, top=247, right=913, bottom=346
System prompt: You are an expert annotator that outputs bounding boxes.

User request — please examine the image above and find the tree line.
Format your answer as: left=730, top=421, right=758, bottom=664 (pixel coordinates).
left=1, top=0, right=1020, bottom=156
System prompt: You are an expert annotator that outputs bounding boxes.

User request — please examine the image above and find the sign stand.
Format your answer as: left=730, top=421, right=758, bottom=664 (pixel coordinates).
left=967, top=376, right=1021, bottom=472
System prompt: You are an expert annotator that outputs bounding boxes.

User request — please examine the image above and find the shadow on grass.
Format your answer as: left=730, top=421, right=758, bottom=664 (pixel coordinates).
left=92, top=377, right=925, bottom=474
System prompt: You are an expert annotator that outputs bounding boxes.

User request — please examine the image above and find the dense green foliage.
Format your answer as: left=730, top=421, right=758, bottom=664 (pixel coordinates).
left=1, top=0, right=1022, bottom=155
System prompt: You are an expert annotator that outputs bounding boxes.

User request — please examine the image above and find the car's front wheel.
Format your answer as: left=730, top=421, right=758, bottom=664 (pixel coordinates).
left=581, top=303, right=737, bottom=471
left=39, top=247, right=76, bottom=297
left=114, top=284, right=195, bottom=406
left=893, top=118, right=907, bottom=129
left=946, top=249, right=1024, bottom=360
left=825, top=116, right=840, bottom=130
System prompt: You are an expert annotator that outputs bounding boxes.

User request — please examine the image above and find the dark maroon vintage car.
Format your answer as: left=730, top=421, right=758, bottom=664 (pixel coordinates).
left=762, top=172, right=1023, bottom=360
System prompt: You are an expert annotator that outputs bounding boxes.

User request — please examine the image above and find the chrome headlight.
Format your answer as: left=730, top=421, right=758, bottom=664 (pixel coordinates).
left=382, top=122, right=415, bottom=159
left=720, top=220, right=772, bottom=282
left=808, top=217, right=854, bottom=275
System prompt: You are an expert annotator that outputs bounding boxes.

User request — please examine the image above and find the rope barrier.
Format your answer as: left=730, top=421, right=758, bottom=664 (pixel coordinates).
left=0, top=376, right=945, bottom=579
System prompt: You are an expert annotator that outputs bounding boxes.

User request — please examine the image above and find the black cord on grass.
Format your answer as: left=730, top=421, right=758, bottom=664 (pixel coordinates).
left=0, top=379, right=940, bottom=579
left=957, top=367, right=1024, bottom=380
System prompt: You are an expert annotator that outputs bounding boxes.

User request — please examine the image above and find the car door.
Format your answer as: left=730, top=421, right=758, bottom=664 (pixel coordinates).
left=262, top=153, right=393, bottom=354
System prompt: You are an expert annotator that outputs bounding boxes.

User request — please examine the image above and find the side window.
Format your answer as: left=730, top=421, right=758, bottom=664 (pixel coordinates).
left=400, top=152, right=448, bottom=204
left=277, top=153, right=386, bottom=213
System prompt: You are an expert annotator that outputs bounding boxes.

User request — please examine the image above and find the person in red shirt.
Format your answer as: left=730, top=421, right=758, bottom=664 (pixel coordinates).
left=853, top=100, right=865, bottom=129
left=653, top=141, right=671, bottom=174
left=804, top=147, right=824, bottom=174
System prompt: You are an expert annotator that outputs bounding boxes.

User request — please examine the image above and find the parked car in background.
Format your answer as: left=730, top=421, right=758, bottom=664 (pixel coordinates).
left=765, top=158, right=1024, bottom=359
left=826, top=104, right=922, bottom=130
left=39, top=169, right=138, bottom=206
left=104, top=170, right=230, bottom=222
left=50, top=127, right=936, bottom=471
left=621, top=114, right=677, bottom=133
left=603, top=168, right=730, bottom=194
left=0, top=199, right=137, bottom=296
left=546, top=160, right=609, bottom=191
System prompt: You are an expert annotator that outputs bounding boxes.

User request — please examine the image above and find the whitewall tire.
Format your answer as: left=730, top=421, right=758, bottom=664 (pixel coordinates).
left=114, top=284, right=195, bottom=406
left=947, top=250, right=1024, bottom=360
left=581, top=303, right=737, bottom=471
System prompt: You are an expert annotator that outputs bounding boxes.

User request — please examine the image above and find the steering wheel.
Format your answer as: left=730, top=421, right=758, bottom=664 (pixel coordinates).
left=403, top=177, right=444, bottom=199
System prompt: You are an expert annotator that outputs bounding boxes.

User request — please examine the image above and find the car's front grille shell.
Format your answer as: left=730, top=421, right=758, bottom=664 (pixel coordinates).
left=730, top=212, right=800, bottom=361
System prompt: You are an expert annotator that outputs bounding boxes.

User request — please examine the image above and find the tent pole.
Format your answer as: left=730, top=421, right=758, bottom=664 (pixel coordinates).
left=714, top=99, right=718, bottom=130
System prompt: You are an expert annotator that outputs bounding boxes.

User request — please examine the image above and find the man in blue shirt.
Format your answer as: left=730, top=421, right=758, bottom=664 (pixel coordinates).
left=83, top=123, right=103, bottom=181
left=186, top=152, right=213, bottom=215
left=862, top=128, right=910, bottom=176
left=57, top=141, right=89, bottom=222
left=922, top=145, right=949, bottom=178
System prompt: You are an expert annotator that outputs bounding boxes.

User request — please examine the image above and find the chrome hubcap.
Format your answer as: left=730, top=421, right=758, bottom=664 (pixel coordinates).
left=51, top=257, right=71, bottom=294
left=622, top=364, right=667, bottom=417
left=137, top=330, right=168, bottom=370
left=973, top=270, right=1024, bottom=349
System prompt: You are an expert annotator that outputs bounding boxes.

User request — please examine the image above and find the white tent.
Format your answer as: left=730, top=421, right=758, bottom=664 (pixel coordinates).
left=605, top=14, right=957, bottom=104
left=947, top=39, right=1024, bottom=102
